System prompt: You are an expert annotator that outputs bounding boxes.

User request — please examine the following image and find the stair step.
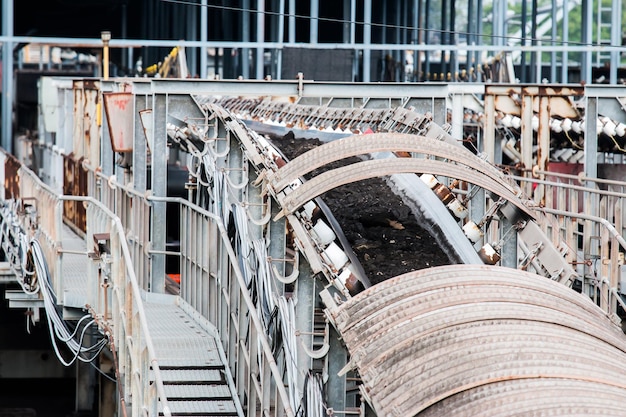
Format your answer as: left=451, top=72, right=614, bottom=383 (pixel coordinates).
left=159, top=400, right=237, bottom=416
left=157, top=369, right=225, bottom=384
left=163, top=384, right=233, bottom=400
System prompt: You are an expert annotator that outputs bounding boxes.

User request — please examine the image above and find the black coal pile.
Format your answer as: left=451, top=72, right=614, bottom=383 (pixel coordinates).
left=269, top=131, right=451, bottom=285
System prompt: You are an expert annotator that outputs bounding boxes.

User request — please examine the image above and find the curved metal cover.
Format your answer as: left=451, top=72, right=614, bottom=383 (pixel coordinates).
left=327, top=265, right=626, bottom=416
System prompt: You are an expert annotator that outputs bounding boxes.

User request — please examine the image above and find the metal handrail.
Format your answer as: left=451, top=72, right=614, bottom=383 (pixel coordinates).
left=149, top=194, right=296, bottom=417
left=15, top=163, right=173, bottom=417
left=538, top=206, right=626, bottom=314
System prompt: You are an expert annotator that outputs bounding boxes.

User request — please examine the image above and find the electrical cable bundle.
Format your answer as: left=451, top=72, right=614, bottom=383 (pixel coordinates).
left=0, top=200, right=109, bottom=366
left=300, top=372, right=327, bottom=417
left=277, top=296, right=301, bottom=413
left=29, top=238, right=108, bottom=366
left=0, top=201, right=39, bottom=294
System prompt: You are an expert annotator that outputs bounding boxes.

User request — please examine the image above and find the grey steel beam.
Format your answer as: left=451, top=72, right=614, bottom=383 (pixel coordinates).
left=288, top=0, right=295, bottom=44
left=242, top=0, right=251, bottom=79
left=363, top=0, right=372, bottom=82
left=2, top=0, right=13, bottom=153
left=200, top=0, right=208, bottom=79
left=256, top=0, right=265, bottom=80
left=0, top=35, right=620, bottom=55
left=151, top=93, right=168, bottom=293
left=149, top=78, right=450, bottom=100
left=310, top=0, right=318, bottom=44
left=610, top=0, right=622, bottom=85
left=581, top=0, right=592, bottom=83
left=561, top=0, right=569, bottom=83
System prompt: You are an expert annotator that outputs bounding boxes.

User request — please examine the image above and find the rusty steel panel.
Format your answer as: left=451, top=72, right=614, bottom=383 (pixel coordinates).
left=328, top=265, right=626, bottom=417
left=72, top=81, right=85, bottom=158
left=83, top=83, right=101, bottom=166
left=72, top=80, right=101, bottom=163
left=4, top=153, right=21, bottom=200
left=103, top=92, right=134, bottom=152
left=63, top=154, right=87, bottom=233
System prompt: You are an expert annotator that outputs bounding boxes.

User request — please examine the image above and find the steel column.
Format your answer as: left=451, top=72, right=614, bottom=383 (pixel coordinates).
left=2, top=0, right=13, bottom=153
left=561, top=0, right=569, bottom=83
left=200, top=0, right=208, bottom=79
left=363, top=0, right=372, bottom=82
left=150, top=93, right=168, bottom=293
left=310, top=0, right=318, bottom=44
left=256, top=0, right=265, bottom=79
left=483, top=92, right=495, bottom=163
left=609, top=0, right=622, bottom=84
left=581, top=0, right=592, bottom=83
left=242, top=0, right=250, bottom=78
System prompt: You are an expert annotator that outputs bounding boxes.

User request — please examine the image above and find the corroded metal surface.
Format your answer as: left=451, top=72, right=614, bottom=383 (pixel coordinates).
left=62, top=155, right=87, bottom=233
left=325, top=264, right=626, bottom=416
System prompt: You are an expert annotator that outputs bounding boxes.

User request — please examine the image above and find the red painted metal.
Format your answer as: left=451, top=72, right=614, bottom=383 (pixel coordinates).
left=103, top=92, right=134, bottom=152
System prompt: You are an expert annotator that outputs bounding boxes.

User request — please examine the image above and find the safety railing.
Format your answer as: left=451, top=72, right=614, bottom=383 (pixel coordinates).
left=514, top=170, right=626, bottom=318
left=9, top=160, right=174, bottom=417
left=150, top=194, right=295, bottom=417
left=82, top=161, right=153, bottom=293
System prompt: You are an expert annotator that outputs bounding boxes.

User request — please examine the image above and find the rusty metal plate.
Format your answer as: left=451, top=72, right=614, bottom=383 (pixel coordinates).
left=327, top=265, right=626, bottom=416
left=63, top=154, right=87, bottom=233
left=103, top=92, right=134, bottom=152
left=4, top=153, right=21, bottom=200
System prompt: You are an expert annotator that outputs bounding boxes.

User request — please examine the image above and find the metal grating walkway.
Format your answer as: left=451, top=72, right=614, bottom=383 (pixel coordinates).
left=144, top=301, right=240, bottom=416
left=57, top=224, right=242, bottom=416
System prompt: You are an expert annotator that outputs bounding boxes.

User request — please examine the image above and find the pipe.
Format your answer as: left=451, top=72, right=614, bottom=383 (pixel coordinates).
left=102, top=31, right=111, bottom=80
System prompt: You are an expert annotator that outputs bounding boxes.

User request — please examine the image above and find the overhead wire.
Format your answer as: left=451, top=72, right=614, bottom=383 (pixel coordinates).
left=159, top=0, right=620, bottom=50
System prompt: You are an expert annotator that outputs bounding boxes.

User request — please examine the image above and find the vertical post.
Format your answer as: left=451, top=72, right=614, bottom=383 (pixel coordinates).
left=288, top=0, right=296, bottom=43
left=121, top=3, right=128, bottom=72
left=151, top=93, right=168, bottom=293
left=2, top=0, right=13, bottom=154
left=414, top=0, right=420, bottom=81
left=483, top=92, right=495, bottom=163
left=581, top=0, right=592, bottom=83
left=102, top=31, right=111, bottom=80
left=530, top=0, right=538, bottom=83
left=536, top=94, right=550, bottom=203
left=550, top=0, right=557, bottom=82
left=609, top=0, right=622, bottom=84
left=201, top=0, right=208, bottom=78
left=475, top=0, right=482, bottom=80
left=310, top=0, right=318, bottom=44
left=520, top=0, right=527, bottom=82
left=584, top=94, right=598, bottom=184
left=521, top=91, right=534, bottom=176
left=256, top=0, right=265, bottom=79
left=277, top=0, right=285, bottom=79
left=350, top=0, right=357, bottom=81
left=451, top=89, right=464, bottom=142
left=242, top=0, right=250, bottom=78
left=561, top=0, right=569, bottom=83
left=583, top=92, right=598, bottom=297
left=363, top=0, right=372, bottom=82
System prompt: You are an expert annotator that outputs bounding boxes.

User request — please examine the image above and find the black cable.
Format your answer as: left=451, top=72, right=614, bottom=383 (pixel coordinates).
left=159, top=0, right=620, bottom=50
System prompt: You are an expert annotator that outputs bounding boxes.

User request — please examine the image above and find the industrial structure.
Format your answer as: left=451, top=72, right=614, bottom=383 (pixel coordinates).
left=2, top=1, right=626, bottom=416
